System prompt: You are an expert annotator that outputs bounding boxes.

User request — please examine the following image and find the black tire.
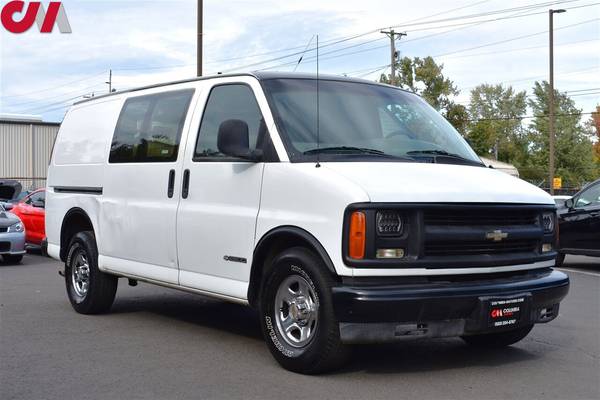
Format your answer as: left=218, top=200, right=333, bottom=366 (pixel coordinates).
left=555, top=253, right=566, bottom=268
left=65, top=231, right=117, bottom=314
left=461, top=324, right=534, bottom=348
left=2, top=254, right=23, bottom=264
left=259, top=247, right=348, bottom=374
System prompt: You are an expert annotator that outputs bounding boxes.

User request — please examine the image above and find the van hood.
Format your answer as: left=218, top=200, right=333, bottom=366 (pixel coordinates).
left=322, top=162, right=553, bottom=204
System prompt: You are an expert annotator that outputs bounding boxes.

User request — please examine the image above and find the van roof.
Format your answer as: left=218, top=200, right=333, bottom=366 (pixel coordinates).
left=73, top=71, right=407, bottom=106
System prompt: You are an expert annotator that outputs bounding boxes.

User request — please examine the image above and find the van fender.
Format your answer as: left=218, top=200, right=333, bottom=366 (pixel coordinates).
left=248, top=226, right=338, bottom=307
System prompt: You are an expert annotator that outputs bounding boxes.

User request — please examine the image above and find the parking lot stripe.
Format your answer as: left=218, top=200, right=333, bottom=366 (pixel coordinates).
left=556, top=267, right=600, bottom=277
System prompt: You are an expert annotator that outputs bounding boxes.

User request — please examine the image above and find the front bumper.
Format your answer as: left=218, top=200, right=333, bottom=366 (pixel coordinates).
left=332, top=268, right=569, bottom=343
left=0, top=231, right=27, bottom=255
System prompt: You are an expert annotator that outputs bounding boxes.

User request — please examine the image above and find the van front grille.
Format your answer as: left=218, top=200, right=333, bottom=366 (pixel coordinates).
left=422, top=207, right=543, bottom=260
left=424, top=209, right=539, bottom=226
left=425, top=239, right=539, bottom=257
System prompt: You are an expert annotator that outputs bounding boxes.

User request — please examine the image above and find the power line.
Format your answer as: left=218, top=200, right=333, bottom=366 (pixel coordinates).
left=4, top=1, right=592, bottom=114
left=20, top=95, right=90, bottom=114
left=387, top=0, right=581, bottom=30
left=111, top=0, right=580, bottom=74
left=468, top=111, right=594, bottom=122
left=568, top=91, right=600, bottom=97
left=460, top=66, right=600, bottom=92
left=565, top=87, right=600, bottom=93
left=0, top=71, right=107, bottom=100
left=440, top=37, right=599, bottom=59
left=255, top=6, right=598, bottom=73
left=114, top=0, right=498, bottom=71
left=354, top=65, right=391, bottom=78
left=3, top=83, right=105, bottom=108
left=432, top=17, right=600, bottom=58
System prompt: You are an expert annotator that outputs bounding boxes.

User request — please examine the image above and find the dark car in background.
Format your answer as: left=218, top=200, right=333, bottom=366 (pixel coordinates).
left=557, top=179, right=600, bottom=266
left=0, top=180, right=22, bottom=204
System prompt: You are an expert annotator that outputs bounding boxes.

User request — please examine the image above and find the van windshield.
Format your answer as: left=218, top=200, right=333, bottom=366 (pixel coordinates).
left=262, top=78, right=482, bottom=165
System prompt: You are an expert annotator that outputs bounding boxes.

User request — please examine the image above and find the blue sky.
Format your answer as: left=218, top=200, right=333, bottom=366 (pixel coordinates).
left=0, top=0, right=598, bottom=122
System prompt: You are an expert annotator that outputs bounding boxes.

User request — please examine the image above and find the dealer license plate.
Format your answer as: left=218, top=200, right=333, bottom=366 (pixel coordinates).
left=488, top=296, right=526, bottom=328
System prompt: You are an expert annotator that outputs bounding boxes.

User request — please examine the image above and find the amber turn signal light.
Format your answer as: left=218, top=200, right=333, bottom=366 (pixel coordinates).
left=349, top=211, right=366, bottom=259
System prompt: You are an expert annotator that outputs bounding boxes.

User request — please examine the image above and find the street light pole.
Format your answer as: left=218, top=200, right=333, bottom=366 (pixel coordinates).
left=548, top=8, right=566, bottom=194
left=197, top=0, right=203, bottom=77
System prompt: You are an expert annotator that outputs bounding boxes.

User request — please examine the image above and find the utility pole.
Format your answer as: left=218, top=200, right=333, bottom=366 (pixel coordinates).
left=380, top=29, right=406, bottom=86
left=548, top=9, right=566, bottom=194
left=197, top=0, right=203, bottom=77
left=106, top=69, right=112, bottom=93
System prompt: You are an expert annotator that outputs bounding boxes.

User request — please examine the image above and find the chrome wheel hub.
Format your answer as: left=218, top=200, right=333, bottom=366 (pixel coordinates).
left=71, top=252, right=90, bottom=298
left=274, top=275, right=318, bottom=348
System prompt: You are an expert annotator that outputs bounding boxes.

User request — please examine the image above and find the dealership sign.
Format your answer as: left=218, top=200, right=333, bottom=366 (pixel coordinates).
left=1, top=1, right=71, bottom=33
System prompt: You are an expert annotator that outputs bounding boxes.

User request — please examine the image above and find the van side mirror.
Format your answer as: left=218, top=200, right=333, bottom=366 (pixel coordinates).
left=217, top=119, right=262, bottom=162
left=564, top=198, right=574, bottom=209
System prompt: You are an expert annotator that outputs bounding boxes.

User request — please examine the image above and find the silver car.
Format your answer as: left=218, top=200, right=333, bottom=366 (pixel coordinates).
left=0, top=203, right=26, bottom=263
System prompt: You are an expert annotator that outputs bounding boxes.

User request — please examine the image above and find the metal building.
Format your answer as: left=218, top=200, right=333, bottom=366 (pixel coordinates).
left=0, top=116, right=60, bottom=191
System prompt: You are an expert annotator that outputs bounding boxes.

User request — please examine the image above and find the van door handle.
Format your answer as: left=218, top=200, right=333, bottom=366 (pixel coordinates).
left=167, top=169, right=175, bottom=198
left=182, top=169, right=190, bottom=199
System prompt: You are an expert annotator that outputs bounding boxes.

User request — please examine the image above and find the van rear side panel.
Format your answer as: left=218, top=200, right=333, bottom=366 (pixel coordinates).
left=46, top=98, right=124, bottom=258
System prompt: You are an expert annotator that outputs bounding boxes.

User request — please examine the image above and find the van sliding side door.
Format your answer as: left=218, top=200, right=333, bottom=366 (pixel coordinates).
left=99, top=88, right=197, bottom=284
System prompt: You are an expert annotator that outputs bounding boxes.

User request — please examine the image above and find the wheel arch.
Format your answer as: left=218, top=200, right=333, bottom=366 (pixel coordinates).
left=247, top=225, right=338, bottom=308
left=59, top=207, right=95, bottom=261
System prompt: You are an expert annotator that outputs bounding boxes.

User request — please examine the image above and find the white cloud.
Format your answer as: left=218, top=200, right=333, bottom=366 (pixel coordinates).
left=1, top=0, right=598, bottom=121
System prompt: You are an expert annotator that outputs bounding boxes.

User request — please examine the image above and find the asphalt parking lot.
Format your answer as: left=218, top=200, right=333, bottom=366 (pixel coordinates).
left=1, top=254, right=598, bottom=400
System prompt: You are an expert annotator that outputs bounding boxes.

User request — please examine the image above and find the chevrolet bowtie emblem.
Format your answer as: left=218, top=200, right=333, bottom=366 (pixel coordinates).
left=486, top=230, right=508, bottom=242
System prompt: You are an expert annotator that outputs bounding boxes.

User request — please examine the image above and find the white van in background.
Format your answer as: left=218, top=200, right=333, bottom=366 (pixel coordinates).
left=46, top=72, right=569, bottom=374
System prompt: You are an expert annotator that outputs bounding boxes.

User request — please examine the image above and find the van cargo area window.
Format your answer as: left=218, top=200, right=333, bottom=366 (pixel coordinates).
left=109, top=89, right=194, bottom=163
left=194, top=84, right=268, bottom=161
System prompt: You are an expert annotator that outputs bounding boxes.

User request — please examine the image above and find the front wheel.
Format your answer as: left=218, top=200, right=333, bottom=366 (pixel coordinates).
left=65, top=231, right=118, bottom=314
left=259, top=247, right=347, bottom=374
left=461, top=324, right=534, bottom=348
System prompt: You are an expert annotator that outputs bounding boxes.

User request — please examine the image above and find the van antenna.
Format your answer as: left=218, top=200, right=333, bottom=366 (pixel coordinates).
left=315, top=34, right=321, bottom=168
left=293, top=35, right=315, bottom=72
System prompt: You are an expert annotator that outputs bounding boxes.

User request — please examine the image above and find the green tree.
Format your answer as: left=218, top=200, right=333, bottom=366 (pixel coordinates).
left=526, top=81, right=599, bottom=186
left=445, top=103, right=469, bottom=135
left=466, top=84, right=527, bottom=162
left=380, top=56, right=459, bottom=110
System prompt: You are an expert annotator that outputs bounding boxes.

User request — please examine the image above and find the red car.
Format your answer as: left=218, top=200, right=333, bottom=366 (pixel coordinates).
left=10, top=189, right=46, bottom=247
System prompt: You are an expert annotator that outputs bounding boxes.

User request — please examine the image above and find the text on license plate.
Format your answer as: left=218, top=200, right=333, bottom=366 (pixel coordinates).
left=489, top=297, right=525, bottom=327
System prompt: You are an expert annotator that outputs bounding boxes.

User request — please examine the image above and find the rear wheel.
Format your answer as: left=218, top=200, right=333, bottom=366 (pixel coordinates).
left=65, top=231, right=117, bottom=314
left=462, top=324, right=534, bottom=347
left=259, top=247, right=347, bottom=374
left=2, top=254, right=23, bottom=264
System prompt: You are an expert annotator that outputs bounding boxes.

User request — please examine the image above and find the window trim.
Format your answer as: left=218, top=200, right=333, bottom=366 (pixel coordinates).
left=192, top=82, right=276, bottom=163
left=108, top=88, right=195, bottom=164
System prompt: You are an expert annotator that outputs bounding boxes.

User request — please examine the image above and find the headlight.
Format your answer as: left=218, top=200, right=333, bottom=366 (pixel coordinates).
left=542, top=212, right=555, bottom=233
left=7, top=222, right=24, bottom=233
left=376, top=211, right=404, bottom=236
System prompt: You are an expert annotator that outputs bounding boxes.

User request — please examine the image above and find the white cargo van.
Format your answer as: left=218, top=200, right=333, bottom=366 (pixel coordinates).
left=47, top=72, right=569, bottom=373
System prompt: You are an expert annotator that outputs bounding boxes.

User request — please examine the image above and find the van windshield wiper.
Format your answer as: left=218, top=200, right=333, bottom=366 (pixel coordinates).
left=304, top=146, right=385, bottom=155
left=407, top=149, right=484, bottom=166
left=304, top=146, right=412, bottom=160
